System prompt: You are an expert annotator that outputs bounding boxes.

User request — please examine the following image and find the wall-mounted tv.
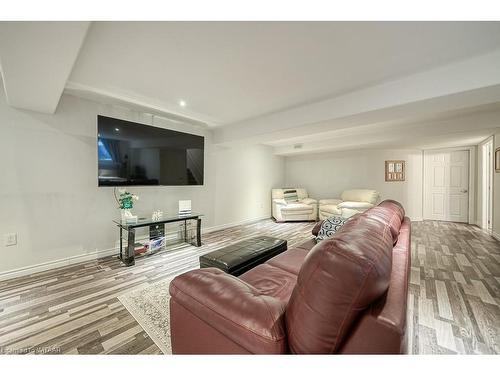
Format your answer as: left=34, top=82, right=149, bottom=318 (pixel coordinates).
left=97, top=115, right=204, bottom=186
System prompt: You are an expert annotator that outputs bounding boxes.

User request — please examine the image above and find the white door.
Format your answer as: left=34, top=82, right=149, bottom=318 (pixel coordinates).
left=424, top=150, right=469, bottom=222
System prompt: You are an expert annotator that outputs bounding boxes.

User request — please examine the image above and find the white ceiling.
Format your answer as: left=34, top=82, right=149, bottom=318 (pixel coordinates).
left=0, top=22, right=89, bottom=113
left=1, top=21, right=500, bottom=154
left=270, top=103, right=500, bottom=155
left=69, top=22, right=500, bottom=125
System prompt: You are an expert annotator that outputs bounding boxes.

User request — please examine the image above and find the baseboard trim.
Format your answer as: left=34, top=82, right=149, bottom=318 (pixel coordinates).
left=0, top=216, right=272, bottom=282
left=410, top=216, right=423, bottom=222
left=493, top=231, right=500, bottom=242
left=203, top=216, right=271, bottom=234
left=0, top=247, right=119, bottom=282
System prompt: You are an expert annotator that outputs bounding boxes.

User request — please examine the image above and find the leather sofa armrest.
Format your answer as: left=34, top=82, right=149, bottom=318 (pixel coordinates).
left=319, top=198, right=342, bottom=205
left=337, top=201, right=375, bottom=209
left=169, top=268, right=288, bottom=354
left=273, top=198, right=287, bottom=205
left=300, top=198, right=317, bottom=205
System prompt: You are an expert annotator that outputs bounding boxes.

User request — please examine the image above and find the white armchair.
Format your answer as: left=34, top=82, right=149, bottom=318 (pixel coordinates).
left=319, top=189, right=380, bottom=220
left=272, top=188, right=318, bottom=222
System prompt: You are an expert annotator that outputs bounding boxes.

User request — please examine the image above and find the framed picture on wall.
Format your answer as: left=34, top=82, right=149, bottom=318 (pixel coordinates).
left=495, top=147, right=500, bottom=172
left=385, top=160, right=405, bottom=182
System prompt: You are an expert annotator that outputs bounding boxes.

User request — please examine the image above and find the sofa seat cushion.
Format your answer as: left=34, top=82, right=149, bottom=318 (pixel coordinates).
left=294, top=238, right=317, bottom=252
left=341, top=208, right=365, bottom=218
left=240, top=264, right=297, bottom=302
left=301, top=198, right=317, bottom=205
left=267, top=248, right=309, bottom=275
left=337, top=201, right=375, bottom=210
left=319, top=204, right=341, bottom=215
left=340, top=189, right=379, bottom=205
left=319, top=198, right=343, bottom=205
left=280, top=203, right=314, bottom=214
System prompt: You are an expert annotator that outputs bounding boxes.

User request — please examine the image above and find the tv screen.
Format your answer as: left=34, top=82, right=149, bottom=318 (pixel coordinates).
left=97, top=115, right=204, bottom=186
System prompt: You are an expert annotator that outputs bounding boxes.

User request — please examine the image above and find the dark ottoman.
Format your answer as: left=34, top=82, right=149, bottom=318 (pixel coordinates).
left=199, top=236, right=287, bottom=276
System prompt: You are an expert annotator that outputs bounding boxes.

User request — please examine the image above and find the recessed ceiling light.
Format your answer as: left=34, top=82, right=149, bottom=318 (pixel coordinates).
left=115, top=128, right=120, bottom=132
left=179, top=100, right=187, bottom=107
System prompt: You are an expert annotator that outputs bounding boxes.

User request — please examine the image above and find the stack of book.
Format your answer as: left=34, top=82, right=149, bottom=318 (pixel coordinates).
left=179, top=200, right=192, bottom=215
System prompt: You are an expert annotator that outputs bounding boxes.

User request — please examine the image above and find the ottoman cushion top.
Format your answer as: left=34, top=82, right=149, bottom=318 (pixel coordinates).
left=200, top=236, right=287, bottom=276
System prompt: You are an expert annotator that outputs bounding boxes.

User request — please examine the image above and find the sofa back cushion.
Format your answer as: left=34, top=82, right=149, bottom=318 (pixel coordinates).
left=365, top=200, right=405, bottom=244
left=341, top=189, right=379, bottom=204
left=338, top=216, right=411, bottom=354
left=285, top=208, right=397, bottom=354
left=283, top=189, right=299, bottom=203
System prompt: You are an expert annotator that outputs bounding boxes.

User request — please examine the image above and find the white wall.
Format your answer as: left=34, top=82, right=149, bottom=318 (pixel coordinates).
left=0, top=91, right=284, bottom=277
left=285, top=149, right=424, bottom=220
left=213, top=145, right=285, bottom=228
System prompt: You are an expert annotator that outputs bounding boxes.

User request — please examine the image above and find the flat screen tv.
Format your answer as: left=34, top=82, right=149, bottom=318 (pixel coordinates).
left=97, top=115, right=204, bottom=186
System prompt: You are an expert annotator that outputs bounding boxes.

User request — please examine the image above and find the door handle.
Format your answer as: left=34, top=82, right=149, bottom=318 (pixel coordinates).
left=461, top=189, right=468, bottom=193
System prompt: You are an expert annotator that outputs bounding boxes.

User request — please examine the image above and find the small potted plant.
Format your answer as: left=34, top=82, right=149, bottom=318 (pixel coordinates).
left=116, top=189, right=139, bottom=223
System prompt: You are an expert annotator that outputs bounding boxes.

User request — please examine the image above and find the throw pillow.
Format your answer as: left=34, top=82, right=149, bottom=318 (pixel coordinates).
left=315, top=216, right=349, bottom=242
left=283, top=189, right=299, bottom=203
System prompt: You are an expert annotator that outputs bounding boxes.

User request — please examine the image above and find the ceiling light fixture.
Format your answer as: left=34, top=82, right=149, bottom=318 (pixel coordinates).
left=179, top=100, right=187, bottom=107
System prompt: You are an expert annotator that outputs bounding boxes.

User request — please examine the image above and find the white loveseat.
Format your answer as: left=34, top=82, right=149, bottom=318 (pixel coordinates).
left=319, top=189, right=380, bottom=220
left=272, top=188, right=318, bottom=222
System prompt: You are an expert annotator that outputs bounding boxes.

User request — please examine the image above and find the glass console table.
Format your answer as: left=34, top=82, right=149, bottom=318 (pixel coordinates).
left=114, top=213, right=203, bottom=266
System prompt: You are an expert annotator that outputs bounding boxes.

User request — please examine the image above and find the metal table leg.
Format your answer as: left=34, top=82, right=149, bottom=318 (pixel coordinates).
left=119, top=226, right=123, bottom=260
left=196, top=218, right=202, bottom=247
left=124, top=228, right=136, bottom=266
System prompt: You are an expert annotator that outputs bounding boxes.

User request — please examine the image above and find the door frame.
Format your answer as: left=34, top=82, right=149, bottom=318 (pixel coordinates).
left=479, top=137, right=494, bottom=231
left=423, top=146, right=476, bottom=224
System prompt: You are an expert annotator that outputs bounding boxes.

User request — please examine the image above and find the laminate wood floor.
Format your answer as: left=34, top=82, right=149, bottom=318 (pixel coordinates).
left=0, top=219, right=498, bottom=354
left=408, top=221, right=500, bottom=354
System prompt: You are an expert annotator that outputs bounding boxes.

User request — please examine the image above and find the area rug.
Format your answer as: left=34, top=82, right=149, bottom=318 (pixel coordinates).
left=118, top=275, right=185, bottom=354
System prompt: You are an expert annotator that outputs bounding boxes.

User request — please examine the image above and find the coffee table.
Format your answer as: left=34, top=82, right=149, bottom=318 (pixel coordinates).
left=114, top=213, right=203, bottom=266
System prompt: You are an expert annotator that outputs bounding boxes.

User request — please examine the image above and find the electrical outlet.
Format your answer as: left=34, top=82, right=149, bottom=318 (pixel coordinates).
left=4, top=233, right=17, bottom=247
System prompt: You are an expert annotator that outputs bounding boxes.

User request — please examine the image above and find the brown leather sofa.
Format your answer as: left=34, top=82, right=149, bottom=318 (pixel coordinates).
left=169, top=200, right=411, bottom=354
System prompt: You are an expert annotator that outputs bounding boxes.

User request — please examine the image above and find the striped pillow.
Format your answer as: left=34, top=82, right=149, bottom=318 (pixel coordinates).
left=283, top=189, right=299, bottom=203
